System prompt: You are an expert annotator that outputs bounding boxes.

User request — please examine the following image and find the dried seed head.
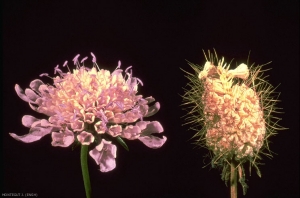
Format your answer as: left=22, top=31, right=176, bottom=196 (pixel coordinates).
left=182, top=50, right=286, bottom=194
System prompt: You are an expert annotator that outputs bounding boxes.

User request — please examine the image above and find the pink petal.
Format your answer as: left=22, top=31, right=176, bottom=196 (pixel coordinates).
left=138, top=104, right=149, bottom=116
left=107, top=125, right=122, bottom=137
left=138, top=135, right=167, bottom=149
left=51, top=128, right=74, bottom=147
left=71, top=119, right=85, bottom=132
left=89, top=139, right=117, bottom=172
left=29, top=102, right=39, bottom=111
left=38, top=84, right=50, bottom=95
left=9, top=132, right=43, bottom=143
left=29, top=79, right=44, bottom=93
left=121, top=125, right=141, bottom=140
left=141, top=121, right=164, bottom=136
left=145, top=102, right=160, bottom=117
left=136, top=121, right=150, bottom=131
left=9, top=126, right=53, bottom=143
left=15, top=84, right=29, bottom=102
left=77, top=131, right=95, bottom=145
left=94, top=121, right=106, bottom=134
left=138, top=98, right=148, bottom=105
left=22, top=115, right=39, bottom=128
left=145, top=96, right=155, bottom=104
left=30, top=120, right=43, bottom=128
left=29, top=127, right=55, bottom=136
left=35, top=98, right=43, bottom=106
left=25, top=88, right=39, bottom=102
left=40, top=119, right=59, bottom=128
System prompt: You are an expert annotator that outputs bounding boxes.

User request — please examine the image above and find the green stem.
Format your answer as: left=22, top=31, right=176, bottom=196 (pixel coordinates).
left=81, top=145, right=91, bottom=198
left=230, top=160, right=237, bottom=198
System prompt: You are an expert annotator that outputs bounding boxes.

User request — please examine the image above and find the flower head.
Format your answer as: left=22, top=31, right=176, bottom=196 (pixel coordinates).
left=10, top=53, right=167, bottom=172
left=182, top=50, right=286, bottom=194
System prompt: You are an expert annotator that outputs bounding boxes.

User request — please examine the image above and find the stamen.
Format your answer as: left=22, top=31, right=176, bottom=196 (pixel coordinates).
left=94, top=62, right=101, bottom=71
left=91, top=52, right=96, bottom=63
left=125, top=66, right=132, bottom=73
left=116, top=60, right=121, bottom=69
left=73, top=54, right=81, bottom=69
left=136, top=78, right=144, bottom=86
left=63, top=61, right=68, bottom=67
left=115, top=101, right=124, bottom=110
left=59, top=104, right=66, bottom=108
left=98, top=109, right=108, bottom=123
left=73, top=54, right=80, bottom=65
left=40, top=73, right=49, bottom=77
left=81, top=57, right=88, bottom=64
left=54, top=65, right=60, bottom=74
left=54, top=65, right=66, bottom=78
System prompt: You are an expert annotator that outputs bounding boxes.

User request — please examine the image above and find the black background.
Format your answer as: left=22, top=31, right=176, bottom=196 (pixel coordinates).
left=3, top=1, right=299, bottom=198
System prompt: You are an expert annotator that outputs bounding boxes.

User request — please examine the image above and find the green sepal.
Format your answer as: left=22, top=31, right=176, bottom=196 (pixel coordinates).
left=116, top=136, right=129, bottom=151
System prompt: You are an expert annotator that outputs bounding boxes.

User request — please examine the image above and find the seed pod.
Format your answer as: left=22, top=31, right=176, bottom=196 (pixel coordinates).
left=182, top=50, right=286, bottom=195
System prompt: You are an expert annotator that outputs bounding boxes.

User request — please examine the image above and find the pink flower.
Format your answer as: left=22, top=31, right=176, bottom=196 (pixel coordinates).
left=10, top=53, right=166, bottom=172
left=89, top=139, right=117, bottom=172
